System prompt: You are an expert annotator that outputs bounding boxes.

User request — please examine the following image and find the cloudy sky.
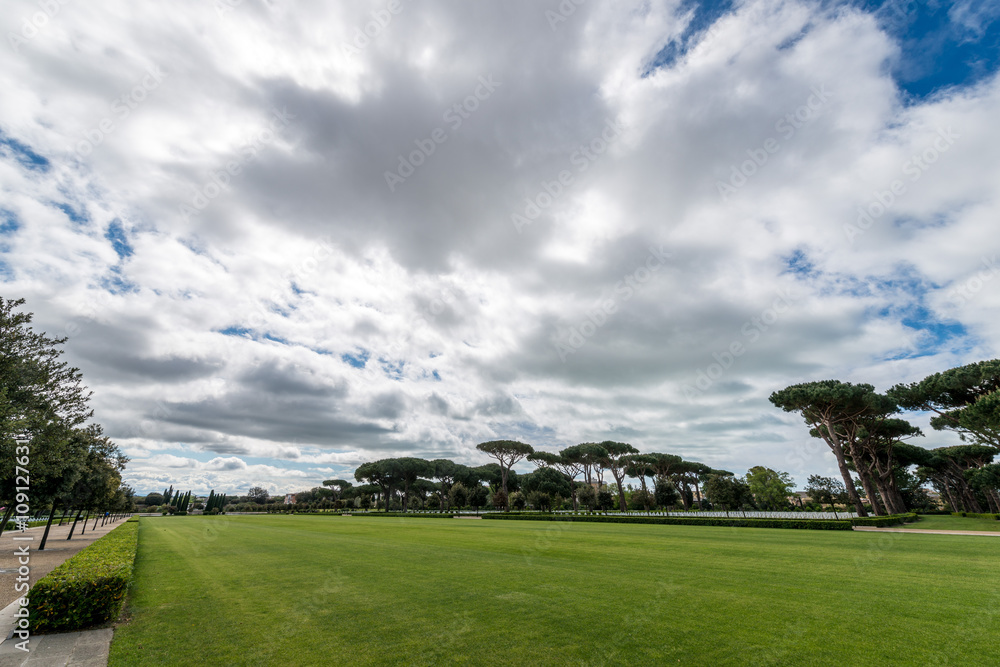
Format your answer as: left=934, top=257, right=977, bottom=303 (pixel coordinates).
left=2, top=0, right=999, bottom=495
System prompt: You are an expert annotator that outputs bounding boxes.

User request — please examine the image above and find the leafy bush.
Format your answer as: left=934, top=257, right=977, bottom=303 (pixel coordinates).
left=491, top=488, right=508, bottom=510
left=597, top=490, right=614, bottom=511
left=481, top=514, right=851, bottom=530
left=953, top=512, right=1000, bottom=520
left=29, top=520, right=139, bottom=633
left=509, top=491, right=526, bottom=511
left=576, top=484, right=597, bottom=510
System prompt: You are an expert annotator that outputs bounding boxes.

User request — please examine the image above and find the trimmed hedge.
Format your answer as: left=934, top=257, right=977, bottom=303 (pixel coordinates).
left=346, top=512, right=457, bottom=518
left=849, top=513, right=918, bottom=527
left=29, top=520, right=139, bottom=633
left=953, top=512, right=1000, bottom=520
left=481, top=514, right=852, bottom=530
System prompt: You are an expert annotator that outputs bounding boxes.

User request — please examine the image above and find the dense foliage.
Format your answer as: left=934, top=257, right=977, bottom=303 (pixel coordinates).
left=0, top=297, right=131, bottom=530
left=771, top=360, right=1000, bottom=517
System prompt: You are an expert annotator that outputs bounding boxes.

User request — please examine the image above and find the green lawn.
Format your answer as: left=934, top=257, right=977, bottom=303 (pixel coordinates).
left=109, top=516, right=1000, bottom=666
left=911, top=514, right=1000, bottom=532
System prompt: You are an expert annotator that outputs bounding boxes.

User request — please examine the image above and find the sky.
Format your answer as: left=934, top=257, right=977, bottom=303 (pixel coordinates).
left=2, top=0, right=999, bottom=496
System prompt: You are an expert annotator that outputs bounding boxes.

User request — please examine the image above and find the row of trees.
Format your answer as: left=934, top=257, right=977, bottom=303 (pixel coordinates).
left=344, top=442, right=805, bottom=514
left=771, top=359, right=1000, bottom=516
left=152, top=367, right=997, bottom=519
left=1, top=297, right=133, bottom=547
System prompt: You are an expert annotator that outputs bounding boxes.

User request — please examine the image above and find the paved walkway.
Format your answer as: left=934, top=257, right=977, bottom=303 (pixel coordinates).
left=0, top=516, right=130, bottom=666
left=853, top=526, right=1000, bottom=536
left=0, top=628, right=112, bottom=667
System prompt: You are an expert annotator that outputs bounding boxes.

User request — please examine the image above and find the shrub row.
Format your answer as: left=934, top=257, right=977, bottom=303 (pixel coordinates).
left=953, top=512, right=1000, bottom=520
left=344, top=512, right=457, bottom=518
left=29, top=519, right=139, bottom=633
left=481, top=514, right=852, bottom=530
left=849, top=513, right=918, bottom=527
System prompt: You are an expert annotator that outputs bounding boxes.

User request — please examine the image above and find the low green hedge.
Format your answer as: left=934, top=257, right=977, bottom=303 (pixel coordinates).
left=953, top=512, right=1000, bottom=520
left=481, top=514, right=852, bottom=530
left=29, top=520, right=139, bottom=633
left=849, top=513, right=917, bottom=527
left=348, top=512, right=457, bottom=518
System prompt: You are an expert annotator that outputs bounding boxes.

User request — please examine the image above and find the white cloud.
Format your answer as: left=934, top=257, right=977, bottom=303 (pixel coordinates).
left=2, top=0, right=998, bottom=493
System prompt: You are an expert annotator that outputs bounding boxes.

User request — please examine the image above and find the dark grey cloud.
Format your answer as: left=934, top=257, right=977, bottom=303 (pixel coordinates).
left=164, top=392, right=392, bottom=447
left=66, top=320, right=220, bottom=382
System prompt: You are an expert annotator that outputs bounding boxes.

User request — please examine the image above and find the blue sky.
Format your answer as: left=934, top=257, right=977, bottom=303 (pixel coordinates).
left=1, top=0, right=999, bottom=494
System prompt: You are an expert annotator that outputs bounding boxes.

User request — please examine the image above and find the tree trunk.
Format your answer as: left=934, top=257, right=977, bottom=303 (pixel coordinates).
left=501, top=466, right=510, bottom=511
left=0, top=505, right=14, bottom=538
left=961, top=485, right=984, bottom=514
left=67, top=508, right=84, bottom=539
left=824, top=429, right=868, bottom=517
left=679, top=481, right=692, bottom=510
left=637, top=475, right=650, bottom=512
left=987, top=489, right=1000, bottom=514
left=848, top=444, right=885, bottom=516
left=39, top=501, right=58, bottom=551
left=859, top=470, right=885, bottom=515
left=873, top=476, right=900, bottom=515
left=941, top=480, right=960, bottom=512
left=614, top=473, right=627, bottom=512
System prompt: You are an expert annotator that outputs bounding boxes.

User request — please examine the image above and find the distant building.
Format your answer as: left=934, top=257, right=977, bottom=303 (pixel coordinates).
left=284, top=493, right=295, bottom=505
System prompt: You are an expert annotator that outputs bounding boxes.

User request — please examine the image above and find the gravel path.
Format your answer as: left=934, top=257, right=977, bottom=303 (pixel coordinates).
left=852, top=526, right=1000, bottom=537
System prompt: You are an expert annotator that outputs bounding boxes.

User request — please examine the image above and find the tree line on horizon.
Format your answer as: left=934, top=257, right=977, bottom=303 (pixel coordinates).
left=266, top=443, right=801, bottom=515
left=331, top=360, right=999, bottom=517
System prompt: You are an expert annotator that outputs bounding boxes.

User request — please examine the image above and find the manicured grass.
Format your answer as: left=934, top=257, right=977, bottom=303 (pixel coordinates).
left=109, top=516, right=1000, bottom=666
left=912, top=514, right=1000, bottom=532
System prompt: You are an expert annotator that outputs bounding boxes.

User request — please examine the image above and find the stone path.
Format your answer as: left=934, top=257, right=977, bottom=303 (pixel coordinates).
left=853, top=526, right=1000, bottom=537
left=0, top=627, right=112, bottom=667
left=0, top=516, right=130, bottom=667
